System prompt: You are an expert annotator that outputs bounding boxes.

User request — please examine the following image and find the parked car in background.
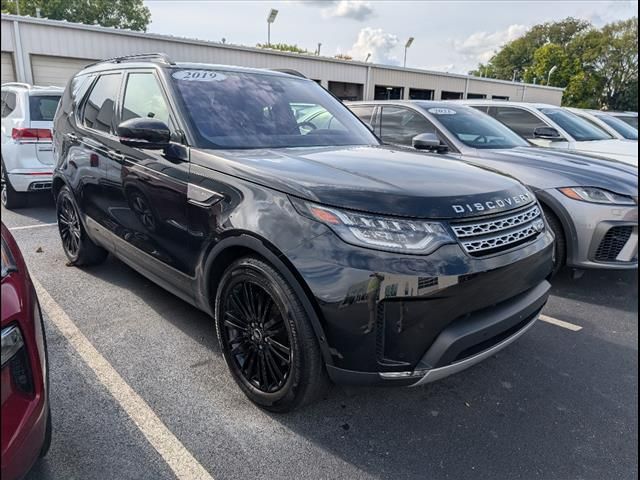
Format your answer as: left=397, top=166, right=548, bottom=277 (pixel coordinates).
left=1, top=83, right=63, bottom=209
left=567, top=108, right=638, bottom=141
left=461, top=100, right=638, bottom=167
left=52, top=54, right=554, bottom=412
left=348, top=100, right=638, bottom=276
left=608, top=111, right=638, bottom=130
left=1, top=222, right=51, bottom=480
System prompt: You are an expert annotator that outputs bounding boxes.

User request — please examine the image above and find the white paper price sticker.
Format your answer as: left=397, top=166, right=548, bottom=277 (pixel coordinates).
left=428, top=108, right=457, bottom=115
left=172, top=70, right=227, bottom=82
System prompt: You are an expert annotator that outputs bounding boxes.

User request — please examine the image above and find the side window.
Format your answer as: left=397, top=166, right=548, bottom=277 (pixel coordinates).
left=122, top=73, right=171, bottom=126
left=488, top=106, right=546, bottom=139
left=350, top=105, right=375, bottom=124
left=380, top=107, right=436, bottom=146
left=82, top=74, right=122, bottom=134
left=291, top=104, right=349, bottom=135
left=1, top=92, right=17, bottom=118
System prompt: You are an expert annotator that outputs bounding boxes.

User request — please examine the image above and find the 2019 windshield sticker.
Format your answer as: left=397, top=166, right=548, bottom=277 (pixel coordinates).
left=172, top=70, right=227, bottom=82
left=428, top=108, right=457, bottom=115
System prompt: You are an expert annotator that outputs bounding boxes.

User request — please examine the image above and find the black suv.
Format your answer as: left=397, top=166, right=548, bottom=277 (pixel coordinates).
left=52, top=53, right=554, bottom=411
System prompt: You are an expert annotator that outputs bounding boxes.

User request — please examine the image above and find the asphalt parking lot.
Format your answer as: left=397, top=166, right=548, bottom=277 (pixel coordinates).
left=3, top=194, right=638, bottom=480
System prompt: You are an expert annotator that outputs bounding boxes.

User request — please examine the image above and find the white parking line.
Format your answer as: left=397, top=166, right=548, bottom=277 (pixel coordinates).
left=32, top=277, right=215, bottom=480
left=539, top=314, right=583, bottom=331
left=9, top=223, right=57, bottom=231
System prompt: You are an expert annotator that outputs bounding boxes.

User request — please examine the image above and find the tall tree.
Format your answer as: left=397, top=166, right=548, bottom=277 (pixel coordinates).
left=1, top=0, right=151, bottom=31
left=470, top=17, right=638, bottom=111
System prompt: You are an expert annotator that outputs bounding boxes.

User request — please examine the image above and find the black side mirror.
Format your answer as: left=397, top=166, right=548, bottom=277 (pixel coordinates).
left=117, top=117, right=171, bottom=149
left=412, top=133, right=448, bottom=152
left=533, top=126, right=563, bottom=141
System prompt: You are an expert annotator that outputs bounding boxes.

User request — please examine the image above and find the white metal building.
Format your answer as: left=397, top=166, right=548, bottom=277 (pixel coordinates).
left=1, top=14, right=564, bottom=104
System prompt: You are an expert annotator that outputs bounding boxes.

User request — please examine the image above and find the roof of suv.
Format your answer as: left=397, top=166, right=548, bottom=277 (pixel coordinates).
left=1, top=83, right=64, bottom=95
left=78, top=59, right=307, bottom=80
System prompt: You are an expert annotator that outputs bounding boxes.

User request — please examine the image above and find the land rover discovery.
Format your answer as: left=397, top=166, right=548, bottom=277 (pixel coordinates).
left=52, top=54, right=554, bottom=411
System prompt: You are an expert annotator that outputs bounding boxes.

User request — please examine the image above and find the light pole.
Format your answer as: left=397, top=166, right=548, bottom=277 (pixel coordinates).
left=364, top=52, right=371, bottom=63
left=403, top=37, right=414, bottom=68
left=547, top=65, right=558, bottom=85
left=267, top=9, right=278, bottom=46
left=317, top=42, right=322, bottom=56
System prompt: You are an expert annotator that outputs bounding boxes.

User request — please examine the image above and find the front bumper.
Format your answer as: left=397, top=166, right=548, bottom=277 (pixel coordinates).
left=544, top=189, right=638, bottom=270
left=285, top=224, right=554, bottom=382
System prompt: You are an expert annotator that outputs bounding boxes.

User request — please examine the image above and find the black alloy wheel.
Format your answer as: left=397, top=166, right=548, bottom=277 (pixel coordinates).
left=215, top=257, right=327, bottom=412
left=56, top=186, right=108, bottom=266
left=57, top=194, right=82, bottom=257
left=221, top=279, right=292, bottom=393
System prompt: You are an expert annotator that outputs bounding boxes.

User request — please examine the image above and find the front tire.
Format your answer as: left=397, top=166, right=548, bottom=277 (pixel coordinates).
left=1, top=160, right=27, bottom=209
left=56, top=186, right=108, bottom=266
left=215, top=256, right=327, bottom=412
left=543, top=207, right=566, bottom=278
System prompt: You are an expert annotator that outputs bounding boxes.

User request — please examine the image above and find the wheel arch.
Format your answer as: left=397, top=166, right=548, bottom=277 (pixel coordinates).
left=198, top=233, right=334, bottom=368
left=535, top=190, right=576, bottom=261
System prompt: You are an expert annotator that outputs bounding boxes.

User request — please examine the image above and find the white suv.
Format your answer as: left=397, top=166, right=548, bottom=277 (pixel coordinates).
left=462, top=100, right=638, bottom=167
left=1, top=83, right=63, bottom=209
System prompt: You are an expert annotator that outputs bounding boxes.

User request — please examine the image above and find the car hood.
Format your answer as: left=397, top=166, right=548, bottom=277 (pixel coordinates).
left=192, top=145, right=533, bottom=219
left=465, top=146, right=638, bottom=196
left=573, top=139, right=638, bottom=165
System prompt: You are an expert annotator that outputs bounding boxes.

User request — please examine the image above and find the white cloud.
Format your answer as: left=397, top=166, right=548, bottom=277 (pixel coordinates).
left=302, top=1, right=374, bottom=21
left=454, top=24, right=529, bottom=64
left=347, top=27, right=399, bottom=64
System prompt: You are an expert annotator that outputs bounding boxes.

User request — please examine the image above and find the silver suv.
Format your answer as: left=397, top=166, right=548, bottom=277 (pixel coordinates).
left=1, top=83, right=62, bottom=208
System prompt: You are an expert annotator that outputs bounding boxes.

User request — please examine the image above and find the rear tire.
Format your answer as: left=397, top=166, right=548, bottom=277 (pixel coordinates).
left=543, top=207, right=566, bottom=277
left=1, top=160, right=28, bottom=209
left=215, top=256, right=327, bottom=412
left=56, top=186, right=108, bottom=266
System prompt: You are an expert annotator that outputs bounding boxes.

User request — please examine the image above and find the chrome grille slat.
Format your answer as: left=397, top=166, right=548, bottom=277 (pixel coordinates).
left=452, top=205, right=540, bottom=238
left=451, top=204, right=544, bottom=256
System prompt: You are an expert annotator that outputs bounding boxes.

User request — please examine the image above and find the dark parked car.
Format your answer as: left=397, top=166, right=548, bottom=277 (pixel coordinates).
left=52, top=53, right=554, bottom=411
left=348, top=101, right=638, bottom=276
left=1, top=222, right=51, bottom=479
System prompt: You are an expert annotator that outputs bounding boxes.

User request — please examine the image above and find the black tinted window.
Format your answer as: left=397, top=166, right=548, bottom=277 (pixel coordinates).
left=29, top=95, right=61, bottom=121
left=83, top=74, right=121, bottom=134
left=380, top=107, right=435, bottom=146
left=488, top=107, right=547, bottom=139
left=1, top=92, right=16, bottom=117
left=122, top=73, right=171, bottom=125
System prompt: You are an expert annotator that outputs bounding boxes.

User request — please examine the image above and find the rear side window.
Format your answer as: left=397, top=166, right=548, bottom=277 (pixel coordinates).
left=122, top=72, right=171, bottom=126
left=350, top=105, right=375, bottom=124
left=29, top=95, right=61, bottom=121
left=1, top=92, right=17, bottom=118
left=488, top=107, right=547, bottom=139
left=379, top=106, right=436, bottom=146
left=82, top=74, right=121, bottom=134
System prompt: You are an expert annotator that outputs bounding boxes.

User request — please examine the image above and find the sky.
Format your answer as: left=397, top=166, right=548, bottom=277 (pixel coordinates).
left=144, top=0, right=638, bottom=74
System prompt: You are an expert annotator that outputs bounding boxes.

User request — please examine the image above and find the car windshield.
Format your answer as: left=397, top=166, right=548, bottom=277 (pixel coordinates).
left=424, top=105, right=530, bottom=149
left=617, top=115, right=638, bottom=129
left=540, top=108, right=613, bottom=141
left=29, top=95, right=61, bottom=121
left=170, top=69, right=377, bottom=149
left=595, top=113, right=638, bottom=140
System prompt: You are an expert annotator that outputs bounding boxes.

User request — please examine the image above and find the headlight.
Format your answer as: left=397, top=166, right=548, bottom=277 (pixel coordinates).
left=558, top=187, right=636, bottom=205
left=292, top=199, right=454, bottom=254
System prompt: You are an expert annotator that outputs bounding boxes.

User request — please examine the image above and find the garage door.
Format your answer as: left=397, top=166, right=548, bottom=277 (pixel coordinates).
left=31, top=55, right=95, bottom=87
left=1, top=52, right=16, bottom=84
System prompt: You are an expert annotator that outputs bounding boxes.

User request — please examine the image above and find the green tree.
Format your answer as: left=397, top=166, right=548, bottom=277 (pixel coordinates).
left=1, top=0, right=151, bottom=31
left=256, top=43, right=309, bottom=54
left=470, top=16, right=638, bottom=111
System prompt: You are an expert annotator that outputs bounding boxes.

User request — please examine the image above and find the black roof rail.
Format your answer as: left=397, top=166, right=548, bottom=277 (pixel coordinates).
left=85, top=52, right=175, bottom=69
left=270, top=69, right=307, bottom=78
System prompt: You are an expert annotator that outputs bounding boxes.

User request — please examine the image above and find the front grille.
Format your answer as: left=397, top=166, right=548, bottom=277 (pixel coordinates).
left=451, top=204, right=544, bottom=257
left=595, top=226, right=633, bottom=261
